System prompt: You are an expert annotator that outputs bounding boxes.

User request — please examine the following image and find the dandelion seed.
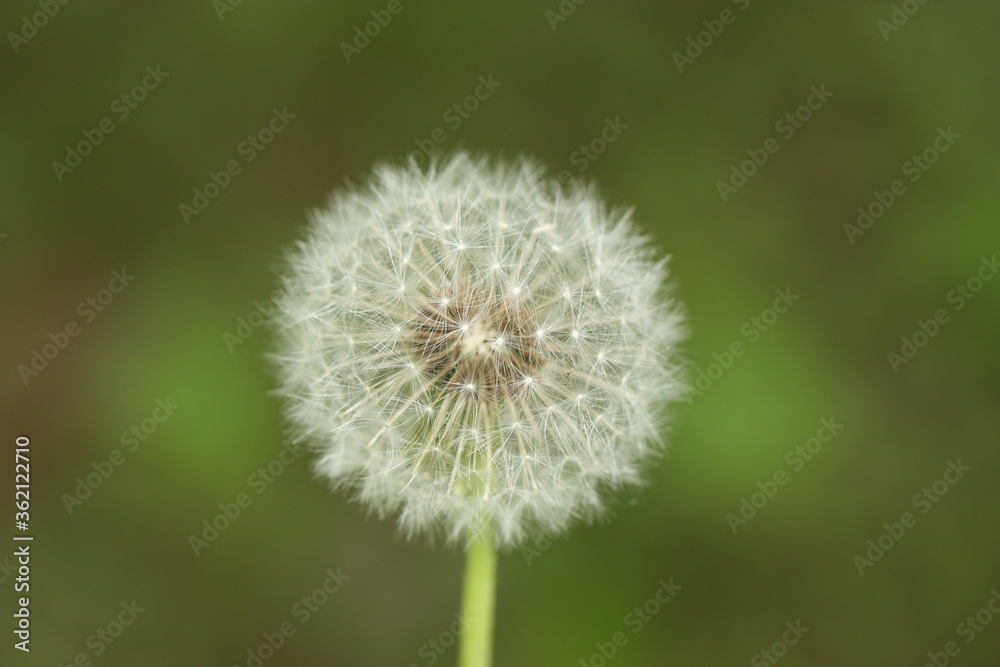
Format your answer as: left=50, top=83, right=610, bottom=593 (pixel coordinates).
left=272, top=152, right=686, bottom=550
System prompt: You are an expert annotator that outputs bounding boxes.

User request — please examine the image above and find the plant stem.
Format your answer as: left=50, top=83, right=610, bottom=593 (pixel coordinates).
left=458, top=526, right=496, bottom=667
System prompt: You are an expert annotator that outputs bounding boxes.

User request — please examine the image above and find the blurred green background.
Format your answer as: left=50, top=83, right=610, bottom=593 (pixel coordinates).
left=3, top=1, right=999, bottom=665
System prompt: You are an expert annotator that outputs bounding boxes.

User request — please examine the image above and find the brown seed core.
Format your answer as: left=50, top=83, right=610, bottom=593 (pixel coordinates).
left=410, top=286, right=540, bottom=399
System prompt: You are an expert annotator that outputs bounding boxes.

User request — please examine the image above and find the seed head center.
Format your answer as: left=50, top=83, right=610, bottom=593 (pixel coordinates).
left=412, top=287, right=540, bottom=398
left=459, top=321, right=497, bottom=359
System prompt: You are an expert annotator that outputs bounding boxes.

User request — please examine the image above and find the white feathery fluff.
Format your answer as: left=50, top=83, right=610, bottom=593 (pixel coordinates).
left=272, top=153, right=686, bottom=549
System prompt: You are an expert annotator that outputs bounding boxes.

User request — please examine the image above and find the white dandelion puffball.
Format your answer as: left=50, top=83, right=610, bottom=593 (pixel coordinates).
left=273, top=153, right=686, bottom=549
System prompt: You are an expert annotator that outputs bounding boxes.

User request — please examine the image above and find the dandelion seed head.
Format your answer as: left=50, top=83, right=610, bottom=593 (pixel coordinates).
left=272, top=153, right=686, bottom=549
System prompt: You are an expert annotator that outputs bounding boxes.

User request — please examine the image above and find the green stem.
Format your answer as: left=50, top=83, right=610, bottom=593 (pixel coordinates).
left=458, top=526, right=496, bottom=667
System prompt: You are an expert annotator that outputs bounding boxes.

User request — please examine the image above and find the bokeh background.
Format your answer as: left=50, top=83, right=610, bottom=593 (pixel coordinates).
left=3, top=1, right=999, bottom=665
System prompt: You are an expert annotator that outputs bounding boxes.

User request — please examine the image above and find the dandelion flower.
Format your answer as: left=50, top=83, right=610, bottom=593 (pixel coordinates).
left=273, top=153, right=686, bottom=550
